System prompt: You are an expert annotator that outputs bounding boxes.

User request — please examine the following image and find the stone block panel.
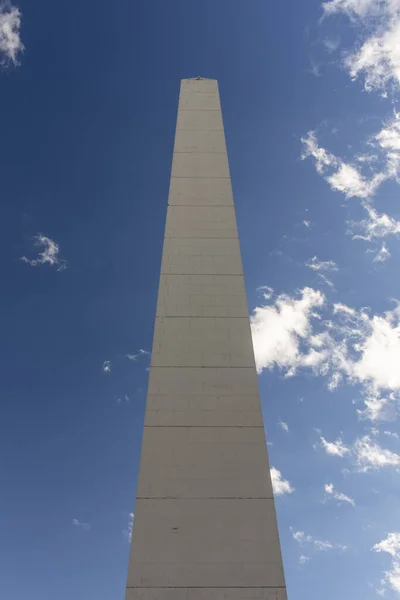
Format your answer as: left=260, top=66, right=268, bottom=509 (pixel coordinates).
left=180, top=78, right=219, bottom=94
left=151, top=316, right=255, bottom=368
left=126, top=588, right=287, bottom=600
left=178, top=89, right=221, bottom=111
left=144, top=407, right=263, bottom=427
left=174, top=129, right=226, bottom=154
left=164, top=206, right=238, bottom=239
left=145, top=364, right=265, bottom=427
left=156, top=274, right=249, bottom=318
left=176, top=110, right=223, bottom=132
left=172, top=152, right=229, bottom=178
left=161, top=238, right=243, bottom=275
left=147, top=366, right=261, bottom=401
left=127, top=499, right=285, bottom=588
left=136, top=426, right=272, bottom=499
left=168, top=177, right=233, bottom=206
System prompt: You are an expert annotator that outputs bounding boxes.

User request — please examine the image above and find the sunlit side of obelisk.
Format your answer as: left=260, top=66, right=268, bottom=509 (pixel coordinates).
left=125, top=77, right=288, bottom=600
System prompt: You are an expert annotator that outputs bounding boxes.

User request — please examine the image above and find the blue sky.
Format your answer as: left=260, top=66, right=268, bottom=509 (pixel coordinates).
left=1, top=0, right=400, bottom=598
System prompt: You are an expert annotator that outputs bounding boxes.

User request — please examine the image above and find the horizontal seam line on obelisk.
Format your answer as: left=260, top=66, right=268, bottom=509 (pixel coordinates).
left=175, top=130, right=224, bottom=133
left=168, top=204, right=234, bottom=207
left=155, top=316, right=249, bottom=319
left=136, top=496, right=274, bottom=501
left=178, top=109, right=222, bottom=112
left=158, top=272, right=243, bottom=275
left=173, top=151, right=226, bottom=155
left=160, top=271, right=243, bottom=277
left=144, top=422, right=264, bottom=429
left=170, top=175, right=230, bottom=179
left=151, top=363, right=256, bottom=368
left=164, top=236, right=239, bottom=239
left=127, top=586, right=285, bottom=589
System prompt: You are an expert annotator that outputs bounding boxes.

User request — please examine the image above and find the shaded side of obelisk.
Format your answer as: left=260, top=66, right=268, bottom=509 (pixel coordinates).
left=125, top=77, right=288, bottom=600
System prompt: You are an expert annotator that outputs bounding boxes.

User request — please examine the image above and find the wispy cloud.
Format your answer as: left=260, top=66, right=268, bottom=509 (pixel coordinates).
left=319, top=436, right=350, bottom=457
left=21, top=234, right=67, bottom=271
left=72, top=518, right=90, bottom=531
left=126, top=349, right=150, bottom=361
left=317, top=433, right=400, bottom=471
left=0, top=2, right=23, bottom=66
left=270, top=467, right=294, bottom=496
left=123, top=513, right=134, bottom=542
left=323, top=36, right=340, bottom=53
left=252, top=287, right=400, bottom=421
left=324, top=483, right=355, bottom=506
left=291, top=527, right=346, bottom=553
left=302, top=114, right=400, bottom=261
left=373, top=532, right=400, bottom=596
left=117, top=394, right=130, bottom=404
left=373, top=242, right=391, bottom=263
left=384, top=430, right=400, bottom=439
left=306, top=257, right=338, bottom=287
left=278, top=421, right=289, bottom=433
left=301, top=131, right=386, bottom=199
left=323, top=0, right=400, bottom=95
left=348, top=202, right=400, bottom=242
left=103, top=360, right=111, bottom=373
left=354, top=435, right=400, bottom=471
left=306, top=257, right=338, bottom=272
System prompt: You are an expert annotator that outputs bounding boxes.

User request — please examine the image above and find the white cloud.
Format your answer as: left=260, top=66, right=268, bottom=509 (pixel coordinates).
left=328, top=162, right=384, bottom=198
left=322, top=0, right=389, bottom=19
left=0, top=2, right=23, bottom=66
left=376, top=111, right=400, bottom=157
left=21, top=234, right=67, bottom=271
left=373, top=242, right=391, bottom=263
left=278, top=421, right=289, bottom=433
left=346, top=19, right=400, bottom=94
left=357, top=394, right=395, bottom=422
left=373, top=533, right=400, bottom=595
left=384, top=430, right=400, bottom=438
left=354, top=435, right=400, bottom=470
left=257, top=285, right=274, bottom=299
left=299, top=554, right=311, bottom=564
left=302, top=131, right=386, bottom=199
left=253, top=286, right=400, bottom=421
left=270, top=467, right=295, bottom=496
left=318, top=431, right=400, bottom=471
left=303, top=219, right=311, bottom=228
left=324, top=482, right=355, bottom=505
left=126, top=349, right=150, bottom=362
left=72, top=518, right=90, bottom=531
left=103, top=360, right=111, bottom=373
left=290, top=528, right=345, bottom=552
left=305, top=259, right=338, bottom=288
left=351, top=304, right=400, bottom=392
left=333, top=302, right=357, bottom=317
left=349, top=203, right=400, bottom=242
left=250, top=287, right=326, bottom=376
left=323, top=0, right=400, bottom=94
left=123, top=513, right=134, bottom=542
left=323, top=36, right=341, bottom=53
left=306, top=256, right=338, bottom=272
left=320, top=436, right=350, bottom=457
left=301, top=131, right=338, bottom=174
left=301, top=115, right=400, bottom=254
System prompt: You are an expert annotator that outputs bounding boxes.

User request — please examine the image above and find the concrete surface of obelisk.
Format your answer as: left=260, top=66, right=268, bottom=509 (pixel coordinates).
left=125, top=77, right=288, bottom=600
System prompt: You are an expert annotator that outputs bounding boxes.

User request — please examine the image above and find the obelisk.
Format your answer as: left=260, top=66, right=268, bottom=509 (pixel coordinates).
left=125, top=78, right=288, bottom=600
